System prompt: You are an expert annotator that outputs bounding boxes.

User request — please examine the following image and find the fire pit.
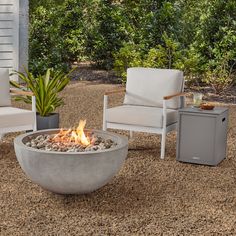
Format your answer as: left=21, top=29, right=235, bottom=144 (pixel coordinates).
left=14, top=121, right=128, bottom=194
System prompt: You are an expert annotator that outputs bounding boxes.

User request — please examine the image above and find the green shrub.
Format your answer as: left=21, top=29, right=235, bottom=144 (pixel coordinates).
left=58, top=0, right=99, bottom=63
left=87, top=2, right=130, bottom=69
left=114, top=33, right=184, bottom=83
left=29, top=7, right=70, bottom=75
left=28, top=0, right=236, bottom=90
left=144, top=33, right=184, bottom=69
left=203, top=54, right=235, bottom=93
left=113, top=43, right=143, bottom=83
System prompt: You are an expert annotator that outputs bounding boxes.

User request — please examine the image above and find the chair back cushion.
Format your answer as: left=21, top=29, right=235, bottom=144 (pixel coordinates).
left=0, top=69, right=11, bottom=107
left=123, top=68, right=184, bottom=109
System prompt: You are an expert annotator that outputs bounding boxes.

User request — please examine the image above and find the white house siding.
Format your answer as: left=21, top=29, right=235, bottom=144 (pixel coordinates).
left=0, top=0, right=19, bottom=80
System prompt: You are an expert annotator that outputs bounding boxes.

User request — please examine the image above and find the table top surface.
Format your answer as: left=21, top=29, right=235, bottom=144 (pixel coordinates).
left=179, top=106, right=228, bottom=115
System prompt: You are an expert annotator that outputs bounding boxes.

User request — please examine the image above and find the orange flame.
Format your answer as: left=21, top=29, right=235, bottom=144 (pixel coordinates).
left=53, top=120, right=90, bottom=146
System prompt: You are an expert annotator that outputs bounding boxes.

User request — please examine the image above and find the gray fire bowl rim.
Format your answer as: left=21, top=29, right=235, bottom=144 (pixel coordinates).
left=14, top=129, right=128, bottom=155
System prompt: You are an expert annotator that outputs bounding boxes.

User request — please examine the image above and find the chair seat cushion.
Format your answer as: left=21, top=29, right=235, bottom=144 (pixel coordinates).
left=0, top=107, right=35, bottom=129
left=106, top=105, right=178, bottom=128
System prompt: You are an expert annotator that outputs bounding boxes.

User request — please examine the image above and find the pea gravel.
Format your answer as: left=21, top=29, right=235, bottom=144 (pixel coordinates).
left=25, top=133, right=117, bottom=152
left=1, top=81, right=236, bottom=236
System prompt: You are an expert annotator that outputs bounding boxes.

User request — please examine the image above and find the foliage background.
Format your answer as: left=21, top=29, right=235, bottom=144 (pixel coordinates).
left=29, top=0, right=236, bottom=91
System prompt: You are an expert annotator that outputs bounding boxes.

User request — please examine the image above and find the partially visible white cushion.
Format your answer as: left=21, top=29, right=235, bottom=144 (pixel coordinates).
left=106, top=105, right=178, bottom=128
left=124, top=68, right=184, bottom=109
left=0, top=69, right=11, bottom=107
left=0, top=107, right=35, bottom=128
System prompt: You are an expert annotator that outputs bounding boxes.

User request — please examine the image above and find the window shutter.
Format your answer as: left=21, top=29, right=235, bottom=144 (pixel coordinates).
left=0, top=0, right=19, bottom=80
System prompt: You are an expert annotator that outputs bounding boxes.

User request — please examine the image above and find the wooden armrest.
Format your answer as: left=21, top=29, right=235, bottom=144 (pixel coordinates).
left=10, top=88, right=34, bottom=96
left=105, top=88, right=126, bottom=96
left=163, top=92, right=188, bottom=100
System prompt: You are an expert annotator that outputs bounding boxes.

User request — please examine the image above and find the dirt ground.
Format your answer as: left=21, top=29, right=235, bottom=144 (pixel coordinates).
left=70, top=62, right=236, bottom=104
left=1, top=80, right=236, bottom=235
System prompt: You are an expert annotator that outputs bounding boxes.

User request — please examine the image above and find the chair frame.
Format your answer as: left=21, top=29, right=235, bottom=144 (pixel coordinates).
left=0, top=88, right=37, bottom=138
left=103, top=88, right=186, bottom=159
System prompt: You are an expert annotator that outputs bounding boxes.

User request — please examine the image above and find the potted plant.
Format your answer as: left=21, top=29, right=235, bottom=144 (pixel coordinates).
left=11, top=68, right=72, bottom=130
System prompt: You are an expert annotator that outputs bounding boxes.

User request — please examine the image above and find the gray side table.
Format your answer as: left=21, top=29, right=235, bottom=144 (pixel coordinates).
left=176, top=107, right=229, bottom=166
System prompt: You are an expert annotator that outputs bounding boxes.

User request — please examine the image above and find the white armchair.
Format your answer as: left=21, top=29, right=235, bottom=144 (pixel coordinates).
left=0, top=69, right=37, bottom=140
left=103, top=67, right=185, bottom=159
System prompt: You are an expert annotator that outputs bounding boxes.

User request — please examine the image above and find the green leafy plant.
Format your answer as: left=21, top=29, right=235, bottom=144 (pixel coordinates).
left=28, top=0, right=236, bottom=87
left=203, top=57, right=235, bottom=94
left=114, top=34, right=184, bottom=83
left=29, top=6, right=70, bottom=75
left=10, top=68, right=72, bottom=117
left=114, top=43, right=143, bottom=83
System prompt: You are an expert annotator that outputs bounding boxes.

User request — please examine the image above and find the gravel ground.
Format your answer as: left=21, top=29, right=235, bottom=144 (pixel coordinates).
left=1, top=81, right=236, bottom=236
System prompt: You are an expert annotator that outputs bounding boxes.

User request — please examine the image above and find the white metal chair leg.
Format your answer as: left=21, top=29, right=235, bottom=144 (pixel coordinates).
left=32, top=96, right=37, bottom=131
left=129, top=131, right=133, bottom=139
left=0, top=133, right=4, bottom=140
left=160, top=131, right=166, bottom=159
left=103, top=95, right=108, bottom=131
left=160, top=99, right=167, bottom=159
left=103, top=122, right=107, bottom=131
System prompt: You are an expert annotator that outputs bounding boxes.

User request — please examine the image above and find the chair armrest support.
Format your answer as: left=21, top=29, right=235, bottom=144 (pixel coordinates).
left=103, top=88, right=125, bottom=129
left=31, top=96, right=37, bottom=131
left=104, top=88, right=126, bottom=96
left=10, top=88, right=34, bottom=96
left=163, top=92, right=187, bottom=100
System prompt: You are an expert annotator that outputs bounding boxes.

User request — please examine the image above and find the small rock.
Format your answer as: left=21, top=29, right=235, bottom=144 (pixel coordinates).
left=27, top=133, right=117, bottom=152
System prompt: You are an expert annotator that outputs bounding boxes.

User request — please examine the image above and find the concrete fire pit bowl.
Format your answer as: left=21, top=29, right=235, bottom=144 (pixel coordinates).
left=14, top=129, right=128, bottom=194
